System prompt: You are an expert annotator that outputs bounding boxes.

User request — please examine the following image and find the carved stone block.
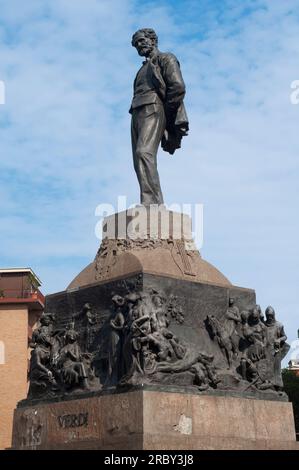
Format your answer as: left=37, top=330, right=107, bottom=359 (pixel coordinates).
left=11, top=391, right=298, bottom=450
left=11, top=211, right=294, bottom=449
left=20, top=271, right=289, bottom=403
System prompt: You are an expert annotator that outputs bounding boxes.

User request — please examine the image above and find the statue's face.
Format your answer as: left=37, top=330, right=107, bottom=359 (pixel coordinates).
left=67, top=331, right=77, bottom=343
left=266, top=311, right=275, bottom=323
left=265, top=306, right=275, bottom=323
left=38, top=333, right=50, bottom=347
left=41, top=316, right=51, bottom=326
left=241, top=311, right=248, bottom=323
left=252, top=308, right=259, bottom=322
left=133, top=33, right=155, bottom=57
left=153, top=296, right=162, bottom=307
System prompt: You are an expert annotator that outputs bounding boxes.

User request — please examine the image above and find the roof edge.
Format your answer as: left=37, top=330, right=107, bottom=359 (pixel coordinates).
left=0, top=268, right=42, bottom=286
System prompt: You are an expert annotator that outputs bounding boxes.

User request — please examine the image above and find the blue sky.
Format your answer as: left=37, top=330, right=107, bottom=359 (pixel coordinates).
left=0, top=0, right=299, bottom=357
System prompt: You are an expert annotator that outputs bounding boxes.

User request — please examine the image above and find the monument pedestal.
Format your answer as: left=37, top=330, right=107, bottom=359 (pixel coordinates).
left=11, top=390, right=298, bottom=450
left=10, top=209, right=299, bottom=450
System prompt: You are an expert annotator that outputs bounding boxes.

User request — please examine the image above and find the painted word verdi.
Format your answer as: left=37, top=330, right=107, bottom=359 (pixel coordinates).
left=58, top=412, right=88, bottom=429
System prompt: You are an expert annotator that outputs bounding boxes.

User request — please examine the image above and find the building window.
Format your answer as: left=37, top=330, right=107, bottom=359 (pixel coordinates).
left=0, top=341, right=5, bottom=364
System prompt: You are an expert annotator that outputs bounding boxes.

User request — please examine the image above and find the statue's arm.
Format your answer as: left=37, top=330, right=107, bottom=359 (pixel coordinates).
left=35, top=351, right=51, bottom=375
left=162, top=54, right=186, bottom=113
left=278, top=325, right=287, bottom=345
left=111, top=312, right=125, bottom=330
left=226, top=310, right=241, bottom=322
left=69, top=349, right=78, bottom=361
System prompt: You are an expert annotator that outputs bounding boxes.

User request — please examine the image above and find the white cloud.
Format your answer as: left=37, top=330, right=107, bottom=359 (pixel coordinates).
left=0, top=0, right=298, bottom=355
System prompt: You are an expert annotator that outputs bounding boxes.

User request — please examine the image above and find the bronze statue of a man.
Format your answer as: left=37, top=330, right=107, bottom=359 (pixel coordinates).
left=130, top=28, right=189, bottom=205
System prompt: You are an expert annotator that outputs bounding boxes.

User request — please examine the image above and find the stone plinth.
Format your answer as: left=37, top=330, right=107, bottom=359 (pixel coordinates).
left=68, top=209, right=231, bottom=289
left=11, top=390, right=298, bottom=450
left=102, top=207, right=193, bottom=240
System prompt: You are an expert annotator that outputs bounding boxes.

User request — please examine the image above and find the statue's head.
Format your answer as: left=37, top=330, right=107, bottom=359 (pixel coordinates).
left=265, top=306, right=276, bottom=323
left=241, top=310, right=248, bottom=324
left=40, top=313, right=54, bottom=326
left=228, top=297, right=234, bottom=306
left=140, top=292, right=149, bottom=301
left=112, top=294, right=125, bottom=308
left=256, top=304, right=264, bottom=320
left=251, top=307, right=260, bottom=323
left=131, top=28, right=158, bottom=57
left=152, top=294, right=164, bottom=307
left=82, top=303, right=92, bottom=313
left=65, top=329, right=78, bottom=343
left=37, top=332, right=51, bottom=347
left=125, top=292, right=140, bottom=304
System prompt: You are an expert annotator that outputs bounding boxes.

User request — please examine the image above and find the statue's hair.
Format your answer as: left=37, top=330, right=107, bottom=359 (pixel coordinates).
left=131, top=28, right=158, bottom=47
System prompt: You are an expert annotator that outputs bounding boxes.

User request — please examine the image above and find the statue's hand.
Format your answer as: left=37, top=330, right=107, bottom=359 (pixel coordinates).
left=47, top=370, right=53, bottom=379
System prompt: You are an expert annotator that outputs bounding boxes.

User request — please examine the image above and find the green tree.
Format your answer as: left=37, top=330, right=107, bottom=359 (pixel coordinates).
left=282, top=368, right=299, bottom=439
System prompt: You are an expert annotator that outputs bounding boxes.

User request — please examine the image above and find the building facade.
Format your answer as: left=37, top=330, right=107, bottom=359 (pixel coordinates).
left=0, top=268, right=44, bottom=450
left=289, top=359, right=299, bottom=377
